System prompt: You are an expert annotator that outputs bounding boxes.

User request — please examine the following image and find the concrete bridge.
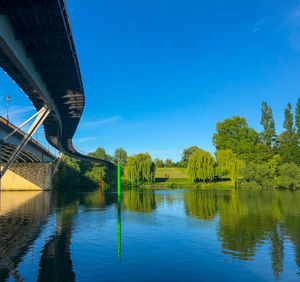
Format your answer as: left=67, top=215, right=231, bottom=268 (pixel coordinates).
left=0, top=115, right=56, bottom=190
left=0, top=0, right=114, bottom=190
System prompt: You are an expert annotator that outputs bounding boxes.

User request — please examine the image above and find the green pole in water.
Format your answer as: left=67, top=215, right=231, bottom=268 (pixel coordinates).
left=118, top=201, right=121, bottom=259
left=117, top=161, right=121, bottom=203
left=117, top=161, right=121, bottom=259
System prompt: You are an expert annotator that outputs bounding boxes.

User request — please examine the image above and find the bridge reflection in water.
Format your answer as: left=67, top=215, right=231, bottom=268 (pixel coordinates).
left=0, top=191, right=50, bottom=281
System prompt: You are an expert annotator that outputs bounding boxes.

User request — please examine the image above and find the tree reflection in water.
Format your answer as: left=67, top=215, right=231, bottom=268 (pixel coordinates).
left=122, top=189, right=157, bottom=213
left=184, top=189, right=300, bottom=279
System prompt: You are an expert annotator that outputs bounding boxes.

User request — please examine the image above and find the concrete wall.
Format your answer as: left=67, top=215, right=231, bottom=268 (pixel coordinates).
left=0, top=163, right=52, bottom=191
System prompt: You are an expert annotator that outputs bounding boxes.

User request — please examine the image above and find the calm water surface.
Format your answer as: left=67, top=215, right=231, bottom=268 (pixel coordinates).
left=0, top=188, right=300, bottom=281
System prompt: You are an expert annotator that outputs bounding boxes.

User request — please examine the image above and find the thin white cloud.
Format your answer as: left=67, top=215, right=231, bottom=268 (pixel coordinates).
left=252, top=19, right=265, bottom=32
left=287, top=33, right=300, bottom=51
left=3, top=105, right=35, bottom=126
left=10, top=105, right=35, bottom=116
left=286, top=5, right=300, bottom=51
left=288, top=6, right=300, bottom=26
left=80, top=116, right=120, bottom=128
left=74, top=136, right=96, bottom=143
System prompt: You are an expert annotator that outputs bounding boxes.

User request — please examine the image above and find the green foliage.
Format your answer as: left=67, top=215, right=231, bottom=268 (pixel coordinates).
left=260, top=101, right=276, bottom=146
left=181, top=146, right=199, bottom=167
left=279, top=144, right=300, bottom=165
left=250, top=143, right=273, bottom=163
left=240, top=161, right=300, bottom=190
left=124, top=153, right=155, bottom=184
left=113, top=148, right=127, bottom=168
left=164, top=159, right=174, bottom=167
left=281, top=103, right=297, bottom=145
left=212, top=116, right=260, bottom=162
left=88, top=147, right=113, bottom=161
left=241, top=163, right=274, bottom=189
left=277, top=102, right=300, bottom=164
left=53, top=156, right=95, bottom=189
left=268, top=154, right=282, bottom=180
left=187, top=149, right=215, bottom=182
left=54, top=147, right=118, bottom=191
left=215, top=149, right=245, bottom=185
left=277, top=163, right=300, bottom=190
left=296, top=98, right=300, bottom=141
left=154, top=158, right=164, bottom=168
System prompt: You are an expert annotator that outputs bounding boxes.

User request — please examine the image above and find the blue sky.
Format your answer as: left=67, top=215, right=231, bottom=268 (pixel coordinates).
left=1, top=0, right=300, bottom=161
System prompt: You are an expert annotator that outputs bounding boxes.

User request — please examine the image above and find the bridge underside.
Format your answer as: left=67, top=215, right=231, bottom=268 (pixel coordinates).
left=0, top=0, right=114, bottom=168
left=1, top=143, right=41, bottom=163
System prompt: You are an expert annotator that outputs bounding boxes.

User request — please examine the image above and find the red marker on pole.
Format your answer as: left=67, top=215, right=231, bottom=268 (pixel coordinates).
left=100, top=170, right=103, bottom=192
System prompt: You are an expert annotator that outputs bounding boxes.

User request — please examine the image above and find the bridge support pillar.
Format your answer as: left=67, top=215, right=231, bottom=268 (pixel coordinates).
left=0, top=163, right=52, bottom=191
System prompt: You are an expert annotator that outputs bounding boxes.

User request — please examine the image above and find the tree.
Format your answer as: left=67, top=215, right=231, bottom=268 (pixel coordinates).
left=154, top=158, right=164, bottom=168
left=124, top=153, right=155, bottom=184
left=187, top=149, right=215, bottom=182
left=113, top=148, right=127, bottom=168
left=241, top=163, right=273, bottom=189
left=54, top=156, right=93, bottom=188
left=295, top=98, right=300, bottom=141
left=260, top=101, right=276, bottom=146
left=88, top=147, right=112, bottom=161
left=181, top=146, right=199, bottom=167
left=281, top=103, right=296, bottom=145
left=215, top=149, right=245, bottom=186
left=268, top=154, right=282, bottom=180
left=277, top=163, right=300, bottom=190
left=212, top=116, right=260, bottom=162
left=164, top=159, right=174, bottom=167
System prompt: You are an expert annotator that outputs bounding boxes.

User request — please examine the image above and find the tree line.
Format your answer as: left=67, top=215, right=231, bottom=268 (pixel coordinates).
left=185, top=98, right=300, bottom=189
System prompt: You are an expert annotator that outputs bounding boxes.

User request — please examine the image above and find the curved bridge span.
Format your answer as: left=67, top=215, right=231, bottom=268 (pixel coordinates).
left=0, top=0, right=114, bottom=168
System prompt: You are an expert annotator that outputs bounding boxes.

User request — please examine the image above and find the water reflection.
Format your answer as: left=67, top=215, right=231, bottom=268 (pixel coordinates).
left=1, top=189, right=300, bottom=280
left=118, top=202, right=121, bottom=260
left=183, top=189, right=300, bottom=279
left=122, top=189, right=157, bottom=213
left=37, top=200, right=77, bottom=282
left=0, top=191, right=50, bottom=281
left=184, top=190, right=218, bottom=220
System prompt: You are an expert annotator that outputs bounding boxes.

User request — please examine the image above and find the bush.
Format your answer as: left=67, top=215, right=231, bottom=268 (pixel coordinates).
left=276, top=163, right=300, bottom=190
left=241, top=163, right=274, bottom=189
left=240, top=180, right=261, bottom=190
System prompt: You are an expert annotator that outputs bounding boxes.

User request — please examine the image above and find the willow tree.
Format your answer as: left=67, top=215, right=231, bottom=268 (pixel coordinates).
left=215, top=149, right=245, bottom=186
left=124, top=153, right=155, bottom=184
left=187, top=149, right=215, bottom=182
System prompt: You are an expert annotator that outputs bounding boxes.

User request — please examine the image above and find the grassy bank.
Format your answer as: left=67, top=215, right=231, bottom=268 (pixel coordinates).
left=137, top=167, right=234, bottom=189
left=155, top=167, right=187, bottom=179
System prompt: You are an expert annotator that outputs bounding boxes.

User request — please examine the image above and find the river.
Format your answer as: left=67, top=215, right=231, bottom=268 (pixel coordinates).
left=0, top=188, right=300, bottom=281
